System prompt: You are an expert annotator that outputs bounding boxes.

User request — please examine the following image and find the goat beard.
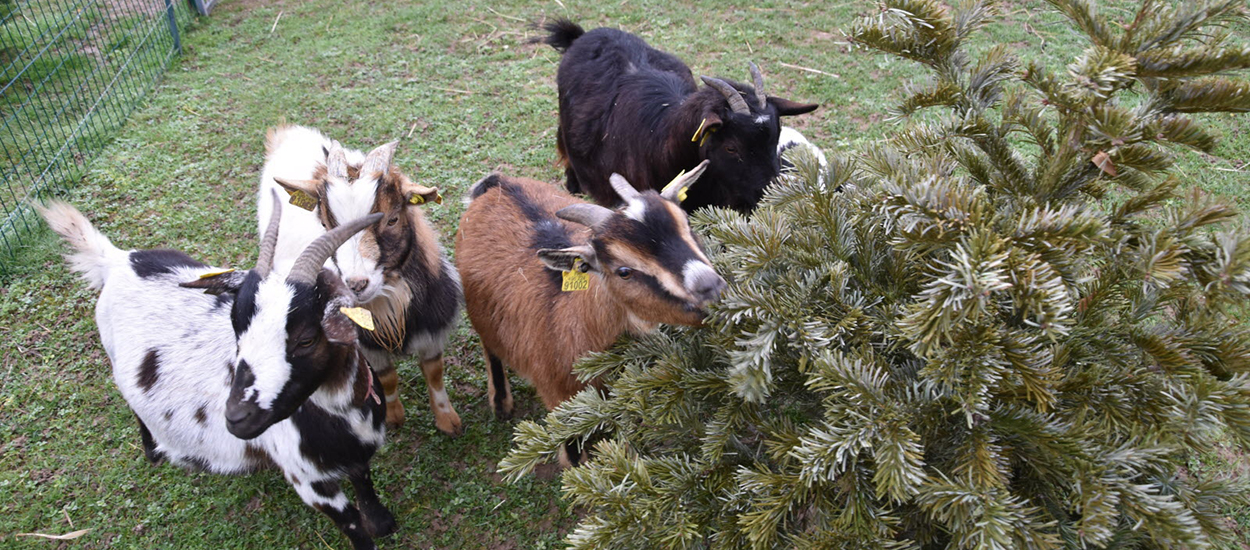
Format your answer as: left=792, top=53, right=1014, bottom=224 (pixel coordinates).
left=360, top=279, right=413, bottom=352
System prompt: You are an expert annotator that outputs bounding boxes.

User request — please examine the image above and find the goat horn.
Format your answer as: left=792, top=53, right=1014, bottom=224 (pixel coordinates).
left=286, top=213, right=383, bottom=285
left=609, top=173, right=642, bottom=202
left=326, top=144, right=349, bottom=179
left=661, top=160, right=710, bottom=203
left=700, top=76, right=750, bottom=115
left=748, top=62, right=767, bottom=110
left=361, top=140, right=399, bottom=179
left=556, top=203, right=614, bottom=229
left=254, top=189, right=283, bottom=279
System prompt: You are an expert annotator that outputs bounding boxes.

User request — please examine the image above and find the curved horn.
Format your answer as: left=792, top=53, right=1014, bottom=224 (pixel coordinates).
left=661, top=160, right=710, bottom=203
left=325, top=144, right=349, bottom=179
left=700, top=76, right=750, bottom=115
left=286, top=212, right=383, bottom=285
left=609, top=173, right=642, bottom=202
left=254, top=189, right=284, bottom=278
left=748, top=62, right=767, bottom=110
left=556, top=203, right=614, bottom=229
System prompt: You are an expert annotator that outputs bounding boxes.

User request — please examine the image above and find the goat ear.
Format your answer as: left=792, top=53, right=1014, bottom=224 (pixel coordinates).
left=319, top=270, right=359, bottom=345
left=272, top=177, right=322, bottom=212
left=402, top=180, right=443, bottom=206
left=322, top=304, right=359, bottom=345
left=537, top=245, right=599, bottom=273
left=692, top=112, right=722, bottom=147
left=180, top=269, right=249, bottom=295
left=769, top=97, right=819, bottom=116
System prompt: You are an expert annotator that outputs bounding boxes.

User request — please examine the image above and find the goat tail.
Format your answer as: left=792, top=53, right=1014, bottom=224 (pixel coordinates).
left=535, top=18, right=584, bottom=54
left=35, top=201, right=124, bottom=290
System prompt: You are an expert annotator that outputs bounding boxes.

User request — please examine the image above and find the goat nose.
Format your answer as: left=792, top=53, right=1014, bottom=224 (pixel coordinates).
left=695, top=274, right=728, bottom=303
left=224, top=404, right=252, bottom=425
left=346, top=277, right=369, bottom=295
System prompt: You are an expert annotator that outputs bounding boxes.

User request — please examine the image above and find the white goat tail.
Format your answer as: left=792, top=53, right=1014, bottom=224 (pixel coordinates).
left=36, top=201, right=124, bottom=289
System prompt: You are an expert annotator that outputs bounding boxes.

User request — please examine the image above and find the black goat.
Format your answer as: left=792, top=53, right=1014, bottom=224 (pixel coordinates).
left=540, top=18, right=818, bottom=213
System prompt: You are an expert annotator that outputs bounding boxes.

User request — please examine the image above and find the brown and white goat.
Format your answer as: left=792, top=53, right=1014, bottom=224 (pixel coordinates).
left=455, top=162, right=726, bottom=461
left=258, top=125, right=462, bottom=435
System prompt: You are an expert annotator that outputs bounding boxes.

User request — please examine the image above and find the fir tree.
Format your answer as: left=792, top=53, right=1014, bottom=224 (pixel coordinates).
left=502, top=1, right=1250, bottom=548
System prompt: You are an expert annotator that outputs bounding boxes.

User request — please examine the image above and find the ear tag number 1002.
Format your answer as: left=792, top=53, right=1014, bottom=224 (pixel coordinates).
left=562, top=259, right=590, bottom=292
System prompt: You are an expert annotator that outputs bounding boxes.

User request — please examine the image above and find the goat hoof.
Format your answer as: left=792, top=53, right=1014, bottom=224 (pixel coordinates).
left=384, top=401, right=405, bottom=429
left=435, top=412, right=463, bottom=438
left=363, top=511, right=397, bottom=538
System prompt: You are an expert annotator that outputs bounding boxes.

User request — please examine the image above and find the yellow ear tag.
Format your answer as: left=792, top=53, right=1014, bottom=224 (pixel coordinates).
left=691, top=118, right=708, bottom=143
left=408, top=194, right=425, bottom=205
left=661, top=170, right=690, bottom=204
left=285, top=188, right=318, bottom=211
left=339, top=307, right=376, bottom=331
left=561, top=259, right=590, bottom=292
left=198, top=268, right=235, bottom=279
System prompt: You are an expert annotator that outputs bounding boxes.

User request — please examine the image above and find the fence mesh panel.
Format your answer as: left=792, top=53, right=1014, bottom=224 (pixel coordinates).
left=0, top=0, right=194, bottom=266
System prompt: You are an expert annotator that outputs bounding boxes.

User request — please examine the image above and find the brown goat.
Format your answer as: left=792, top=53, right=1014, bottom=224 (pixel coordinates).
left=455, top=164, right=726, bottom=461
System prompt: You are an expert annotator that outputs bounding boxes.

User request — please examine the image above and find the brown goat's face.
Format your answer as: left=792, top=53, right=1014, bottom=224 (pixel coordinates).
left=540, top=193, right=726, bottom=326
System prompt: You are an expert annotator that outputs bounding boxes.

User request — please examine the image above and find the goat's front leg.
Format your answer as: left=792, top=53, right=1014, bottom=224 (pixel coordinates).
left=293, top=477, right=376, bottom=550
left=362, top=347, right=404, bottom=429
left=348, top=468, right=397, bottom=538
left=419, top=351, right=462, bottom=436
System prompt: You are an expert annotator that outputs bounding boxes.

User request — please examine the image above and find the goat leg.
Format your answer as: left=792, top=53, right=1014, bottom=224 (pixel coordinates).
left=135, top=415, right=166, bottom=465
left=349, top=469, right=397, bottom=538
left=419, top=352, right=463, bottom=437
left=302, top=479, right=376, bottom=550
left=483, top=346, right=514, bottom=420
left=363, top=347, right=405, bottom=428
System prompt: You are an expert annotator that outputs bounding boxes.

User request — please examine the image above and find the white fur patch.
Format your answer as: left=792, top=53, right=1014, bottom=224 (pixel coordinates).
left=236, top=278, right=297, bottom=410
left=622, top=198, right=647, bottom=222
left=682, top=260, right=719, bottom=294
left=755, top=114, right=772, bottom=125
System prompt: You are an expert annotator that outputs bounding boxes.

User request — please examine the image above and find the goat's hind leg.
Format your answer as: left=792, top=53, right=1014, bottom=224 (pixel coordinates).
left=483, top=344, right=513, bottom=420
left=135, top=414, right=166, bottom=465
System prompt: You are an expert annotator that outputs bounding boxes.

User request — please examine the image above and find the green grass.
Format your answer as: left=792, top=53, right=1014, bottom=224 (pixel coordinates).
left=1, top=0, right=1247, bottom=548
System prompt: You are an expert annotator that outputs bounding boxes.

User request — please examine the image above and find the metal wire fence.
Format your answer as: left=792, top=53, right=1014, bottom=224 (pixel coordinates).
left=0, top=0, right=199, bottom=267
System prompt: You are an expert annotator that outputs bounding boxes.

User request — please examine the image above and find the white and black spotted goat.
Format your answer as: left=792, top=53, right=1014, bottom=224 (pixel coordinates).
left=258, top=125, right=462, bottom=435
left=39, top=194, right=394, bottom=550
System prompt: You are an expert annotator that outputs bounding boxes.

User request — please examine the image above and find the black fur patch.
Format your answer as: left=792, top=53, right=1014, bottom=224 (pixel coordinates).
left=130, top=249, right=207, bottom=278
left=292, top=402, right=380, bottom=473
left=470, top=173, right=504, bottom=199
left=194, top=405, right=208, bottom=425
left=136, top=415, right=166, bottom=465
left=137, top=349, right=161, bottom=392
left=311, top=479, right=340, bottom=498
left=487, top=352, right=509, bottom=418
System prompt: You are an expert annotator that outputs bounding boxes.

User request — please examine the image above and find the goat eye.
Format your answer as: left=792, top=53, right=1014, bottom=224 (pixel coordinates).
left=616, top=267, right=634, bottom=279
left=725, top=145, right=738, bottom=154
left=387, top=216, right=399, bottom=227
left=297, top=338, right=316, bottom=348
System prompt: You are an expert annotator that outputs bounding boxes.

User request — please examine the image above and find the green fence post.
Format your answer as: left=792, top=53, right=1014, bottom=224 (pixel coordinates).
left=165, top=0, right=182, bottom=54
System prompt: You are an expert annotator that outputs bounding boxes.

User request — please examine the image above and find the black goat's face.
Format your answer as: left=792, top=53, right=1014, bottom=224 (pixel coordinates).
left=689, top=80, right=819, bottom=212
left=221, top=269, right=360, bottom=440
